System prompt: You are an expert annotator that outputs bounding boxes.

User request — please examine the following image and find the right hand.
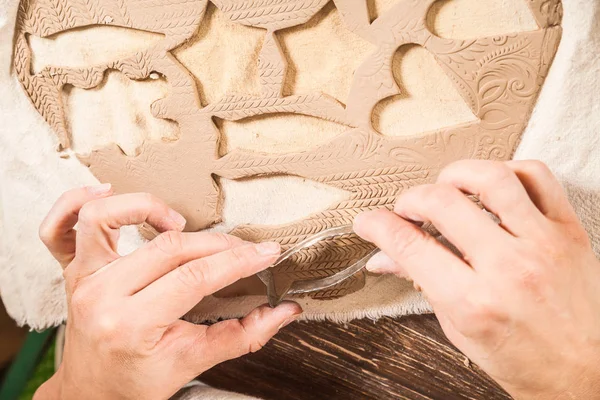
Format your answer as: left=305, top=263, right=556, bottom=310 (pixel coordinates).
left=34, top=185, right=302, bottom=400
left=354, top=160, right=600, bottom=399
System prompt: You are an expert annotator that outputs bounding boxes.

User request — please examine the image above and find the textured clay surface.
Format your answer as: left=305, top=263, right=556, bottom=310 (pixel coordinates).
left=14, top=0, right=562, bottom=300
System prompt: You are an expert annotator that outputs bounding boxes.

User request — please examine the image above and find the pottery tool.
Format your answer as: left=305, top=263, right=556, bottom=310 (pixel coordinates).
left=258, top=222, right=440, bottom=307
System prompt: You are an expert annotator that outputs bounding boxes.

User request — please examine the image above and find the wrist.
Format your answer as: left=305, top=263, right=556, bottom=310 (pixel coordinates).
left=508, top=370, right=600, bottom=400
left=33, top=369, right=63, bottom=400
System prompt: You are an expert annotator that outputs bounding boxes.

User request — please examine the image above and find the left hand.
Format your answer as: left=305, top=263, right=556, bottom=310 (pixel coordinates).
left=34, top=186, right=301, bottom=400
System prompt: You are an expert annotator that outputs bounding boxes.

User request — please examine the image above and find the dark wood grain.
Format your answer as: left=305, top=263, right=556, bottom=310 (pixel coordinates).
left=200, top=314, right=510, bottom=400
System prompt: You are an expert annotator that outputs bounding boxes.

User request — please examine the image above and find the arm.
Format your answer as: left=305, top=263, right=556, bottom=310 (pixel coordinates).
left=34, top=186, right=301, bottom=400
left=354, top=160, right=600, bottom=399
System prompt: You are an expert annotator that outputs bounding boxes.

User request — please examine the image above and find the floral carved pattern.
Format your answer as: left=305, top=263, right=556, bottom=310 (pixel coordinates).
left=14, top=0, right=561, bottom=300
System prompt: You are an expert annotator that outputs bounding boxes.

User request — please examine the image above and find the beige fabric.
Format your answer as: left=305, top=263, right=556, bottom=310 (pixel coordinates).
left=170, top=383, right=260, bottom=400
left=565, top=184, right=600, bottom=256
left=0, top=0, right=599, bottom=329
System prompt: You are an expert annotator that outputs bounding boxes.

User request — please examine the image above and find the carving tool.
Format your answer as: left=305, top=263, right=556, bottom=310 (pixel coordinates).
left=258, top=222, right=440, bottom=307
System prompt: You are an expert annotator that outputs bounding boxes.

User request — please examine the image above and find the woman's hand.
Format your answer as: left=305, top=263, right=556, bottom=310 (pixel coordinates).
left=34, top=185, right=301, bottom=400
left=354, top=160, right=600, bottom=399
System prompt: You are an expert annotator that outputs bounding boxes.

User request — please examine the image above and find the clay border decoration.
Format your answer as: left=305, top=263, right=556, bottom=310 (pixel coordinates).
left=14, top=0, right=562, bottom=300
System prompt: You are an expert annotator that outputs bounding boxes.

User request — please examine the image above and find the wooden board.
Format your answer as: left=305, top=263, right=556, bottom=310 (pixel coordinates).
left=0, top=302, right=27, bottom=369
left=201, top=314, right=511, bottom=399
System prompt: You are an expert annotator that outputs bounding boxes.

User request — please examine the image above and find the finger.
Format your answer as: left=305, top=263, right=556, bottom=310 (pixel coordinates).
left=506, top=160, right=579, bottom=223
left=393, top=183, right=509, bottom=262
left=102, top=232, right=245, bottom=295
left=354, top=209, right=474, bottom=305
left=187, top=302, right=302, bottom=371
left=73, top=193, right=186, bottom=277
left=39, top=184, right=113, bottom=268
left=134, top=242, right=281, bottom=326
left=437, top=160, right=547, bottom=237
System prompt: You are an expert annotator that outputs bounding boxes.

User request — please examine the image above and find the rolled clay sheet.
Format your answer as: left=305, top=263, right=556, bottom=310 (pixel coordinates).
left=0, top=0, right=598, bottom=329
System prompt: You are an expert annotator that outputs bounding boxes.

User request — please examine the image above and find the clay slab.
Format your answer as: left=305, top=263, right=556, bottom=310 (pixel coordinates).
left=14, top=0, right=562, bottom=299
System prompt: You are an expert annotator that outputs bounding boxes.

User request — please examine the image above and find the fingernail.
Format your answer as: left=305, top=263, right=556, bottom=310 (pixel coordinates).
left=256, top=241, right=280, bottom=256
left=366, top=251, right=394, bottom=273
left=88, top=183, right=112, bottom=195
left=278, top=314, right=300, bottom=330
left=353, top=212, right=369, bottom=239
left=403, top=213, right=423, bottom=224
left=168, top=208, right=186, bottom=229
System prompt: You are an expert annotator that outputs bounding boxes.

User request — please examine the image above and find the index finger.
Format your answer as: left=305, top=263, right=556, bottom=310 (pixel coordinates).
left=506, top=160, right=579, bottom=223
left=354, top=209, right=474, bottom=306
left=39, top=184, right=113, bottom=267
left=132, top=241, right=281, bottom=326
left=74, top=192, right=186, bottom=276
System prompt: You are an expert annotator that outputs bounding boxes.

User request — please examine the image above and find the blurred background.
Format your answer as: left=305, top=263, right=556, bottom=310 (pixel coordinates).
left=0, top=301, right=55, bottom=400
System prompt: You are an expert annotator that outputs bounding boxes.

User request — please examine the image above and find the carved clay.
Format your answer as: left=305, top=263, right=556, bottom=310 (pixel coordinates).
left=14, top=0, right=562, bottom=300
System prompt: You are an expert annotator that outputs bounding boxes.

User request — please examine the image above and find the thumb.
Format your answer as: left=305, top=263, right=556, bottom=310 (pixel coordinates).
left=191, top=301, right=302, bottom=371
